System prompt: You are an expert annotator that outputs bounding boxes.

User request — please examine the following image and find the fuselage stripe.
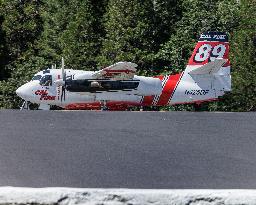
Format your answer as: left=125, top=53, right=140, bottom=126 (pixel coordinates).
left=151, top=75, right=169, bottom=105
left=140, top=96, right=144, bottom=104
left=167, top=72, right=184, bottom=104
left=162, top=75, right=169, bottom=88
left=152, top=95, right=160, bottom=105
left=142, top=95, right=154, bottom=105
left=152, top=74, right=180, bottom=106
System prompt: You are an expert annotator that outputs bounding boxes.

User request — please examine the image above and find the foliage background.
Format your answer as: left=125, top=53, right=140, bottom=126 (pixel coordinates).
left=0, top=0, right=255, bottom=111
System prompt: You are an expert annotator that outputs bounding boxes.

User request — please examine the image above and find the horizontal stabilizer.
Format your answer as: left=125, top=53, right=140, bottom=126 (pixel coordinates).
left=189, top=59, right=228, bottom=75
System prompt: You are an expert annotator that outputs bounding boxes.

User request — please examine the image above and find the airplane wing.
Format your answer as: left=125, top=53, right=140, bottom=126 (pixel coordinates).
left=92, top=62, right=137, bottom=80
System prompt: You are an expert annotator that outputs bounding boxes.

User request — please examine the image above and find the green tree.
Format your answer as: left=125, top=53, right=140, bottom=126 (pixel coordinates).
left=153, top=0, right=182, bottom=50
left=0, top=0, right=254, bottom=111
left=99, top=0, right=157, bottom=73
left=0, top=6, right=9, bottom=80
left=60, top=0, right=103, bottom=70
left=38, top=0, right=106, bottom=70
left=36, top=0, right=64, bottom=64
left=1, top=0, right=43, bottom=60
left=210, top=0, right=256, bottom=111
left=0, top=0, right=45, bottom=109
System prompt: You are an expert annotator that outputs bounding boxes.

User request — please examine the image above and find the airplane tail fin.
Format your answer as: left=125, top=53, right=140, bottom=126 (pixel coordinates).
left=170, top=32, right=231, bottom=104
left=187, top=31, right=230, bottom=68
left=185, top=31, right=231, bottom=92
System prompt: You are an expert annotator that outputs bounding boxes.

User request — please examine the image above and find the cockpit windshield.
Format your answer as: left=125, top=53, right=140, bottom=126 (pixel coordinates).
left=32, top=75, right=42, bottom=81
left=39, top=75, right=52, bottom=86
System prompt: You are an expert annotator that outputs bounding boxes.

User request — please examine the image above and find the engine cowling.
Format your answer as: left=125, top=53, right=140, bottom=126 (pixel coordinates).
left=90, top=81, right=100, bottom=88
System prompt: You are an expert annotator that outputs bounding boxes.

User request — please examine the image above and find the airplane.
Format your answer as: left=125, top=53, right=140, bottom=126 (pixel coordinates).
left=16, top=31, right=231, bottom=111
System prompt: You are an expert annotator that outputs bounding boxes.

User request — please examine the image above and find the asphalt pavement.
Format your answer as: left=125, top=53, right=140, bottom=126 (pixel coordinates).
left=0, top=110, right=256, bottom=188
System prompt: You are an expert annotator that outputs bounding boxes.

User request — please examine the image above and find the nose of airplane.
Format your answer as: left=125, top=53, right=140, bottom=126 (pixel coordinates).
left=16, top=86, right=24, bottom=98
left=16, top=85, right=27, bottom=99
left=16, top=82, right=34, bottom=100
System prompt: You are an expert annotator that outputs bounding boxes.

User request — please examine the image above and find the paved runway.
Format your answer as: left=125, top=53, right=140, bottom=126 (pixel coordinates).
left=0, top=110, right=256, bottom=188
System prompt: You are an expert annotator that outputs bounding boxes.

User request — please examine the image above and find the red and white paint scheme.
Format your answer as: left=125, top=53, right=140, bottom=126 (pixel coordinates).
left=16, top=31, right=231, bottom=110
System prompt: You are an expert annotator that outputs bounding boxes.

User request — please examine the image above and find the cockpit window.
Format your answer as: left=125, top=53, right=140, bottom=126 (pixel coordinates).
left=32, top=75, right=42, bottom=81
left=40, top=75, right=52, bottom=86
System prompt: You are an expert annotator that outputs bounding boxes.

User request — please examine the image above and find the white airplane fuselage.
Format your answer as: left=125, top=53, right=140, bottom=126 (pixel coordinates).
left=16, top=69, right=165, bottom=109
left=16, top=66, right=230, bottom=110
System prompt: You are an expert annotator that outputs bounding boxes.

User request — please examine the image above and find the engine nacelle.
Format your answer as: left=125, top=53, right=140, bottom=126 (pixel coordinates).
left=90, top=81, right=100, bottom=88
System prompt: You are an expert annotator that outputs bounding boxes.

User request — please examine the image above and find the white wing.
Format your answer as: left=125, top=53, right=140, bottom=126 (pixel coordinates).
left=92, top=62, right=137, bottom=80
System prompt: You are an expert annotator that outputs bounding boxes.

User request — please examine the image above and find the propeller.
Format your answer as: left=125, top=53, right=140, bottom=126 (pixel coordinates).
left=54, top=57, right=66, bottom=102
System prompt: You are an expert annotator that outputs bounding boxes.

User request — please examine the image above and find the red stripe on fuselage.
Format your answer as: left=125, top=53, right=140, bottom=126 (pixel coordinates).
left=156, top=73, right=182, bottom=106
left=141, top=74, right=182, bottom=106
left=142, top=96, right=154, bottom=106
left=141, top=75, right=164, bottom=106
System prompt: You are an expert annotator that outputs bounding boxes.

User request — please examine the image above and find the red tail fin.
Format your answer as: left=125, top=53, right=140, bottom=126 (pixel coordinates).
left=188, top=32, right=230, bottom=67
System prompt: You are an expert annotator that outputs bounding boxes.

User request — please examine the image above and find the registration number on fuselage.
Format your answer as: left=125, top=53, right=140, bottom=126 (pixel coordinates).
left=185, top=89, right=209, bottom=96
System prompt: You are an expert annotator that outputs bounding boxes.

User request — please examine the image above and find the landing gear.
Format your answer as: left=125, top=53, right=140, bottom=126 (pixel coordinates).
left=20, top=101, right=29, bottom=110
left=100, top=100, right=108, bottom=111
left=20, top=101, right=40, bottom=110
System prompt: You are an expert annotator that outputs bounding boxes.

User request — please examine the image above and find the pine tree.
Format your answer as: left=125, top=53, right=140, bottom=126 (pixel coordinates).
left=38, top=0, right=106, bottom=70
left=60, top=0, right=102, bottom=70
left=0, top=5, right=9, bottom=80
left=1, top=0, right=43, bottom=59
left=37, top=0, right=72, bottom=65
left=153, top=0, right=182, bottom=48
left=211, top=0, right=256, bottom=111
left=98, top=0, right=156, bottom=73
left=0, top=0, right=45, bottom=108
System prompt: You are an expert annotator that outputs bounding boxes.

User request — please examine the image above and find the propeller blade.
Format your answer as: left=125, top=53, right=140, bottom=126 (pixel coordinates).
left=61, top=57, right=65, bottom=79
left=55, top=57, right=67, bottom=102
left=60, top=87, right=65, bottom=102
left=54, top=57, right=66, bottom=85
